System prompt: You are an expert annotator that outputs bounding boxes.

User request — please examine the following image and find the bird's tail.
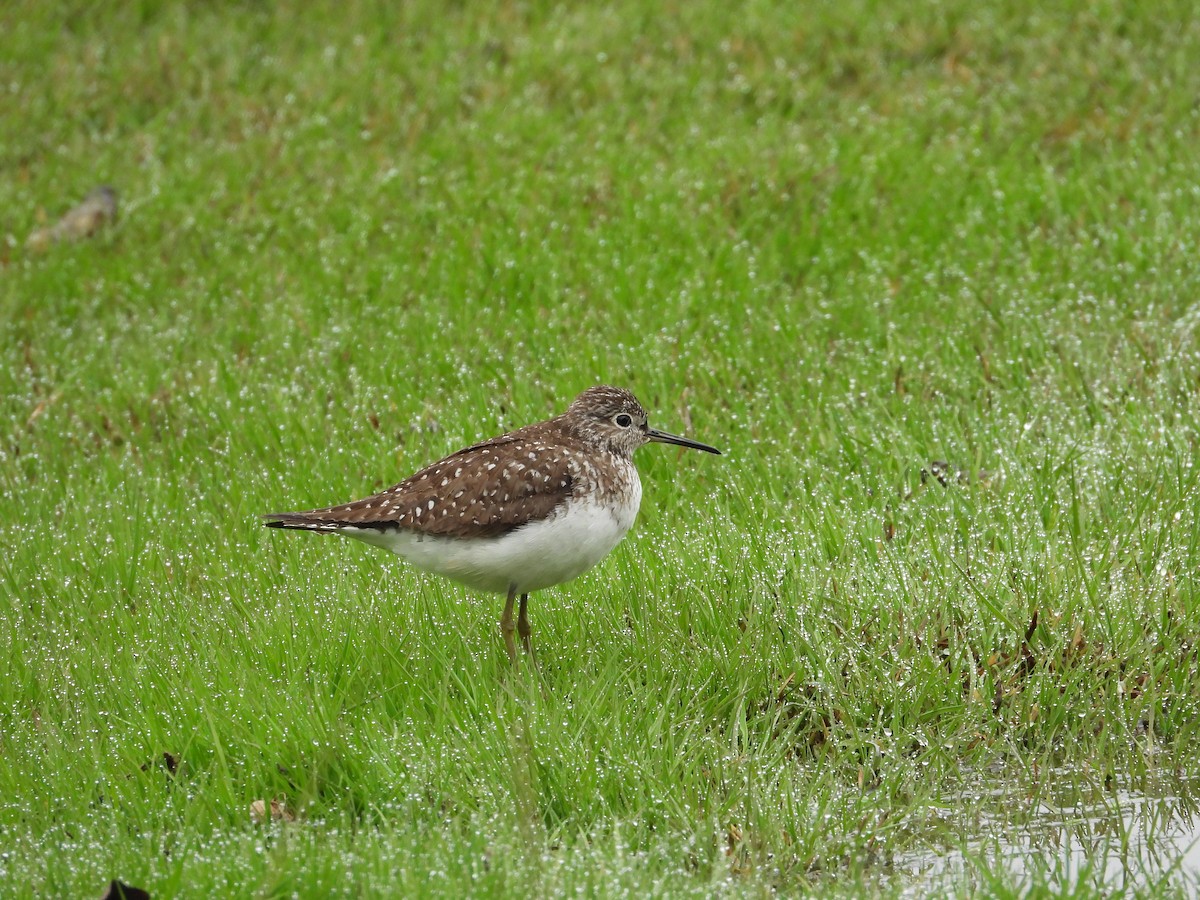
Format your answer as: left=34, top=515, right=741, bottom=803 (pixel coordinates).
left=261, top=512, right=345, bottom=532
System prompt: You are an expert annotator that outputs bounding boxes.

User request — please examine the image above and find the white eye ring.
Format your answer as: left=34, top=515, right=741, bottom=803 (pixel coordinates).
left=615, top=413, right=633, bottom=427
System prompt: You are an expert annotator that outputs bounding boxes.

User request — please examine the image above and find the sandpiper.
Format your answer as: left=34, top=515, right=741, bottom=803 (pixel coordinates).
left=264, top=385, right=720, bottom=664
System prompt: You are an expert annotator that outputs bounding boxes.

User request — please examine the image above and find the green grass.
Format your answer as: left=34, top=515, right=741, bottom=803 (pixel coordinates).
left=4, top=0, right=1200, bottom=895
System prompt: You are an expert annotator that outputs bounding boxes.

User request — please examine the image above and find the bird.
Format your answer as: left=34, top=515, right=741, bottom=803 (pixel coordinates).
left=264, top=385, right=720, bottom=664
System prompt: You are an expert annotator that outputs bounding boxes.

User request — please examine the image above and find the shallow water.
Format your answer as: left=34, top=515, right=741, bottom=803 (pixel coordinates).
left=889, top=768, right=1200, bottom=894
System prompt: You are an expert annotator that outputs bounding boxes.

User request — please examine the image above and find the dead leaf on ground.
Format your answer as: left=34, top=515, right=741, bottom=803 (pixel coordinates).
left=27, top=185, right=118, bottom=251
left=250, top=797, right=296, bottom=824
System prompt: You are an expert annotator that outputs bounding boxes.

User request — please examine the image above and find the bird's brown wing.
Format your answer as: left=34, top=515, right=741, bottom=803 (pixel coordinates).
left=264, top=430, right=579, bottom=540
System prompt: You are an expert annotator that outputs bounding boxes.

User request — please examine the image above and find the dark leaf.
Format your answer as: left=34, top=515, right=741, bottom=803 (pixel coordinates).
left=99, top=880, right=149, bottom=900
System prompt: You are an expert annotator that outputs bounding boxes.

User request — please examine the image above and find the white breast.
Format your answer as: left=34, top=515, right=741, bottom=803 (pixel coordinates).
left=343, top=469, right=643, bottom=595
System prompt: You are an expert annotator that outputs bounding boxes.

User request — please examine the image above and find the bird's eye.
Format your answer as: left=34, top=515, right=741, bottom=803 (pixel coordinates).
left=615, top=413, right=633, bottom=427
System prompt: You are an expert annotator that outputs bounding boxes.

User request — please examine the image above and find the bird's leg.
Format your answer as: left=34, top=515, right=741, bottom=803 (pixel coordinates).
left=500, top=585, right=518, bottom=666
left=517, top=592, right=536, bottom=662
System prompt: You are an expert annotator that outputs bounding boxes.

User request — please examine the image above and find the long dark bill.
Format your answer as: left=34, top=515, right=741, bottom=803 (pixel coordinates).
left=646, top=427, right=721, bottom=455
